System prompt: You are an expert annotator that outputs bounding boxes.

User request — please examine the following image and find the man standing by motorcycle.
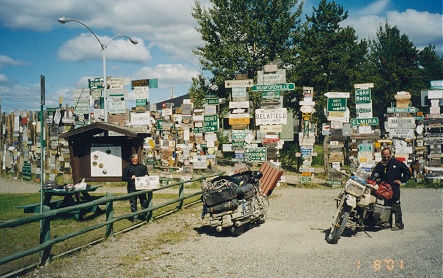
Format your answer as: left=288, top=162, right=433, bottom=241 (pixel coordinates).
left=370, top=147, right=411, bottom=231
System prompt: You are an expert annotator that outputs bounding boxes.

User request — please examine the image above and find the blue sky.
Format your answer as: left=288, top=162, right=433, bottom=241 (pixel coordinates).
left=0, top=0, right=441, bottom=113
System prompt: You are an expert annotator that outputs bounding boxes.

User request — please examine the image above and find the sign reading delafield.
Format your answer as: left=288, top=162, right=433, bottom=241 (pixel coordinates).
left=255, top=108, right=287, bottom=125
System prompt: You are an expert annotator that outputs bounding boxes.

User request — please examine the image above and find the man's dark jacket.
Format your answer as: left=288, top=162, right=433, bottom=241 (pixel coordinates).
left=370, top=158, right=411, bottom=201
left=371, top=158, right=411, bottom=185
left=122, top=163, right=148, bottom=191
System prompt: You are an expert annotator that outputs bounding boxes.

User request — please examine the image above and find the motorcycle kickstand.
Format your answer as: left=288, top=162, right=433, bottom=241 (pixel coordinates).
left=362, top=228, right=372, bottom=238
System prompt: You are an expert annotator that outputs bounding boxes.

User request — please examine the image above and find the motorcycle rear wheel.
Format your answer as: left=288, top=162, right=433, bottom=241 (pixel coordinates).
left=326, top=209, right=349, bottom=244
left=258, top=195, right=269, bottom=224
left=229, top=225, right=244, bottom=237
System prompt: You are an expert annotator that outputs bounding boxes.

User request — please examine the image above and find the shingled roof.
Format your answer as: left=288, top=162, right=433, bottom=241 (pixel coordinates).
left=59, top=122, right=150, bottom=139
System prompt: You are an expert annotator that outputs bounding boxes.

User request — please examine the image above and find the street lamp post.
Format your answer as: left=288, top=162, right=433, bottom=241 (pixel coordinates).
left=58, top=17, right=138, bottom=122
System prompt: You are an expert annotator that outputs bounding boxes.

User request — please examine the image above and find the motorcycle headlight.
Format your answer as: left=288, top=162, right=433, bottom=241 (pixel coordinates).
left=345, top=180, right=365, bottom=196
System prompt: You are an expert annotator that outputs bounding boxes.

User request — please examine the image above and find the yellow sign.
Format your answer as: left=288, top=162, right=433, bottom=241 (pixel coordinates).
left=302, top=113, right=312, bottom=121
left=229, top=117, right=250, bottom=125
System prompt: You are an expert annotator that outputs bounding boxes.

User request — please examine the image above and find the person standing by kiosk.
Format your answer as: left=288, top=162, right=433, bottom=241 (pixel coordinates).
left=122, top=153, right=149, bottom=223
left=370, top=148, right=411, bottom=230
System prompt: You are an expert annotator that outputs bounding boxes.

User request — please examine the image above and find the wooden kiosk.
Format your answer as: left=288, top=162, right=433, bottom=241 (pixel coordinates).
left=60, top=122, right=150, bottom=183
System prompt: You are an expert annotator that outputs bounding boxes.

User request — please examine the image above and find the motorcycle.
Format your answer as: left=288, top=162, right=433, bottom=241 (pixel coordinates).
left=201, top=165, right=269, bottom=236
left=326, top=169, right=392, bottom=244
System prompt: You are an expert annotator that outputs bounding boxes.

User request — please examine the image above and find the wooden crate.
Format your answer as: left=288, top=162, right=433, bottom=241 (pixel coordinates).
left=259, top=162, right=284, bottom=196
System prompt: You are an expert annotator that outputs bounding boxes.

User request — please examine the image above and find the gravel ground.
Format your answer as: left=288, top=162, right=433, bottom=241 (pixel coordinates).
left=1, top=177, right=442, bottom=278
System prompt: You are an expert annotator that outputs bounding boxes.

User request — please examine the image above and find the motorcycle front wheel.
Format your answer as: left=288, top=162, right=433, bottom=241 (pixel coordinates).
left=326, top=207, right=350, bottom=244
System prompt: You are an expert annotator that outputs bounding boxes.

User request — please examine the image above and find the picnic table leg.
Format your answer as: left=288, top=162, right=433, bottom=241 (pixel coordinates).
left=43, top=193, right=53, bottom=206
left=80, top=191, right=93, bottom=201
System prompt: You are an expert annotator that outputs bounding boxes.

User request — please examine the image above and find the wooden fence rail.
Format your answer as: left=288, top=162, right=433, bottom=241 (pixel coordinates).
left=0, top=172, right=223, bottom=276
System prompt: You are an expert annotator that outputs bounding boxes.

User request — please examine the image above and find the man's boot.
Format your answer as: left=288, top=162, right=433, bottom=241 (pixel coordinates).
left=391, top=203, right=404, bottom=231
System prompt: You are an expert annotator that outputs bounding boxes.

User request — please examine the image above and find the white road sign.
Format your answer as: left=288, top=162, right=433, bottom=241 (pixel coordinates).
left=255, top=108, right=287, bottom=125
left=300, top=105, right=316, bottom=113
left=324, top=92, right=350, bottom=98
left=387, top=117, right=415, bottom=128
left=106, top=89, right=128, bottom=98
left=134, top=86, right=149, bottom=99
left=256, top=69, right=286, bottom=85
left=74, top=89, right=90, bottom=101
left=108, top=78, right=124, bottom=90
left=354, top=83, right=374, bottom=89
left=229, top=101, right=250, bottom=109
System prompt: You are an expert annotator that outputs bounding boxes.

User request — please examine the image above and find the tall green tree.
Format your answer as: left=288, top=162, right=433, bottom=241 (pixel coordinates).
left=418, top=44, right=443, bottom=87
left=189, top=74, right=209, bottom=108
left=364, top=21, right=422, bottom=122
left=289, top=0, right=367, bottom=119
left=192, top=0, right=304, bottom=100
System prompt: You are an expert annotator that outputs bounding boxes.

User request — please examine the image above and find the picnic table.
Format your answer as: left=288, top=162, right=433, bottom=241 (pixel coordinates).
left=18, top=185, right=102, bottom=220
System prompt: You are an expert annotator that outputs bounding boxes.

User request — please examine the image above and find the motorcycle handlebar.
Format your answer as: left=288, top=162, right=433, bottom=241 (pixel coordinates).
left=366, top=183, right=379, bottom=191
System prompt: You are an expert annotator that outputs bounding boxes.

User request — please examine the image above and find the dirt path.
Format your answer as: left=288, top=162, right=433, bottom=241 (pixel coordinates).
left=18, top=186, right=442, bottom=278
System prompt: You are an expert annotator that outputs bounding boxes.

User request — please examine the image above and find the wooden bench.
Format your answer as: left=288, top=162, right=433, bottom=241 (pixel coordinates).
left=18, top=200, right=64, bottom=213
left=259, top=162, right=284, bottom=196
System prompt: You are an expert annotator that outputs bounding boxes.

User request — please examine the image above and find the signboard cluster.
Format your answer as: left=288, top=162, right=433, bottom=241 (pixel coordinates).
left=297, top=87, right=317, bottom=183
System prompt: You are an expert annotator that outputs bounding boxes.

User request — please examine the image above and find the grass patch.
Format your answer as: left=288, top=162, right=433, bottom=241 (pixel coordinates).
left=0, top=190, right=202, bottom=276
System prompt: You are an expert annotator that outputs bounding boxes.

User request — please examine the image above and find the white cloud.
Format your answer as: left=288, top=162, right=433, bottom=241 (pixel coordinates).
left=0, top=0, right=205, bottom=63
left=344, top=6, right=442, bottom=52
left=57, top=34, right=150, bottom=62
left=133, top=64, right=199, bottom=88
left=356, top=0, right=390, bottom=16
left=0, top=55, right=27, bottom=68
left=387, top=9, right=443, bottom=48
left=0, top=74, right=8, bottom=82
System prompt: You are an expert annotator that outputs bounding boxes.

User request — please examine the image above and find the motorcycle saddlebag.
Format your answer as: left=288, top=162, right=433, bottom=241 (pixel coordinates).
left=202, top=183, right=237, bottom=207
left=374, top=204, right=391, bottom=223
left=207, top=199, right=240, bottom=213
left=236, top=183, right=256, bottom=200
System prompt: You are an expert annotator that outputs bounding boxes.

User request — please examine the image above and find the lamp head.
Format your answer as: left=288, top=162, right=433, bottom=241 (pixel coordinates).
left=58, top=17, right=70, bottom=24
left=129, top=38, right=138, bottom=45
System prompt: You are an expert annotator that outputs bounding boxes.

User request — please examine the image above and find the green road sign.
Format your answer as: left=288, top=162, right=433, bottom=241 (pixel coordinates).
left=301, top=176, right=312, bottom=184
left=327, top=98, right=347, bottom=112
left=261, top=91, right=281, bottom=101
left=136, top=99, right=147, bottom=106
left=206, top=98, right=219, bottom=105
left=232, top=129, right=246, bottom=141
left=149, top=78, right=158, bottom=88
left=88, top=78, right=104, bottom=89
left=350, top=117, right=379, bottom=127
left=245, top=147, right=267, bottom=162
left=355, top=89, right=371, bottom=104
left=203, top=115, right=218, bottom=132
left=232, top=141, right=246, bottom=148
left=252, top=83, right=295, bottom=91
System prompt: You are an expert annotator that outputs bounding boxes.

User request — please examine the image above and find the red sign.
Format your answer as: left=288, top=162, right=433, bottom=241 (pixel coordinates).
left=262, top=138, right=280, bottom=144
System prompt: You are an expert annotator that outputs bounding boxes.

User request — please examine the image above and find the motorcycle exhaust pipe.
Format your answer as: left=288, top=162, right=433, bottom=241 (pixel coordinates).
left=235, top=220, right=249, bottom=227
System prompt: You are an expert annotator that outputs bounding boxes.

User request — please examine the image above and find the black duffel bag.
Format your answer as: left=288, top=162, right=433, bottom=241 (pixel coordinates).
left=236, top=183, right=256, bottom=200
left=202, top=183, right=237, bottom=207
left=207, top=199, right=240, bottom=213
